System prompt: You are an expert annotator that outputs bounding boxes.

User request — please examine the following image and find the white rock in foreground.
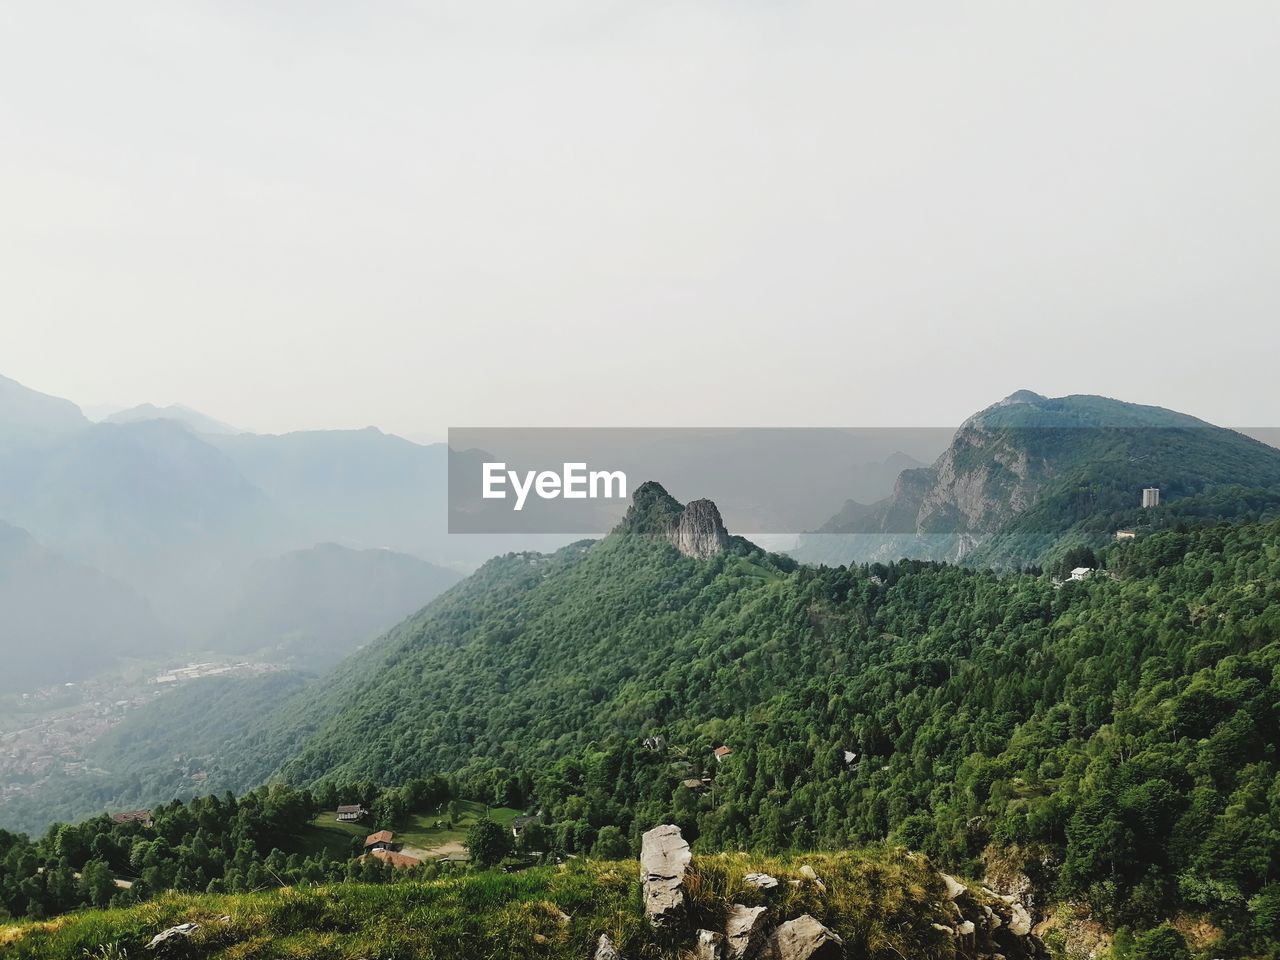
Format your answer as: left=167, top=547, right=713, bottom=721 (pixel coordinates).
left=594, top=932, right=621, bottom=960
left=640, top=824, right=692, bottom=926
left=148, top=923, right=200, bottom=948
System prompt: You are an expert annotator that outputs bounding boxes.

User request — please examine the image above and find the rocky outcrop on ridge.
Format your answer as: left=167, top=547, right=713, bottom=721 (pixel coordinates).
left=616, top=482, right=729, bottom=559
left=621, top=824, right=1049, bottom=959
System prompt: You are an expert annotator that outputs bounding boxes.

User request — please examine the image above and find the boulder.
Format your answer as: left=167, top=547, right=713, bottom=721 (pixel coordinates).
left=147, top=923, right=200, bottom=949
left=1007, top=901, right=1032, bottom=937
left=725, top=904, right=769, bottom=959
left=797, top=865, right=826, bottom=893
left=940, top=873, right=966, bottom=900
left=744, top=872, right=779, bottom=890
left=763, top=915, right=843, bottom=960
left=695, top=929, right=729, bottom=960
left=640, top=824, right=692, bottom=926
left=594, top=932, right=622, bottom=960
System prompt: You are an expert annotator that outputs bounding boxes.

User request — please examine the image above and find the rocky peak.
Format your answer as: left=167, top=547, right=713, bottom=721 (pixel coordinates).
left=616, top=482, right=730, bottom=559
left=673, top=499, right=730, bottom=559
left=996, top=389, right=1047, bottom=408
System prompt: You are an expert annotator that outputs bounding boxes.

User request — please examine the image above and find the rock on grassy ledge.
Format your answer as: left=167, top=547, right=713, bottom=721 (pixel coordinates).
left=725, top=904, right=769, bottom=959
left=743, top=872, right=779, bottom=890
left=640, top=824, right=692, bottom=927
left=594, top=932, right=621, bottom=960
left=763, top=915, right=843, bottom=960
left=694, top=928, right=729, bottom=959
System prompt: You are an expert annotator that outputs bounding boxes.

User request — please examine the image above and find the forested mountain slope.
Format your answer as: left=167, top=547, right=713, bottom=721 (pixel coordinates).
left=1, top=480, right=1277, bottom=950
left=150, top=483, right=1278, bottom=949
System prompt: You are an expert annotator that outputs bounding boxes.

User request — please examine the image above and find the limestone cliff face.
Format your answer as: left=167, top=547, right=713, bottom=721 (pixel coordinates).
left=815, top=392, right=1101, bottom=547
left=617, top=482, right=730, bottom=559
left=797, top=388, right=1280, bottom=567
left=912, top=418, right=1047, bottom=536
left=672, top=499, right=729, bottom=560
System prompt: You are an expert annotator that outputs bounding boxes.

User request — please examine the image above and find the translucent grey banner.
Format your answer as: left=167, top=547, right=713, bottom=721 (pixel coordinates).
left=448, top=426, right=1280, bottom=538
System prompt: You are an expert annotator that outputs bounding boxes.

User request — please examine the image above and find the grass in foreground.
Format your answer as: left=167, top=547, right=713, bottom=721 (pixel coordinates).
left=1, top=848, right=965, bottom=960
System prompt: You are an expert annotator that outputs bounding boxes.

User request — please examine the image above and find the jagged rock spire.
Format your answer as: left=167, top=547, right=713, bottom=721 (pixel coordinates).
left=616, top=481, right=730, bottom=559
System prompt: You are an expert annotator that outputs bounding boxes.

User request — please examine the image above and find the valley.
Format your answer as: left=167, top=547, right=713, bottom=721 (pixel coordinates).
left=0, top=660, right=287, bottom=822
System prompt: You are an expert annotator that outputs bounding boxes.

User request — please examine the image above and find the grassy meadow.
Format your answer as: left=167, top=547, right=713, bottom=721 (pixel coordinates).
left=1, top=848, right=965, bottom=960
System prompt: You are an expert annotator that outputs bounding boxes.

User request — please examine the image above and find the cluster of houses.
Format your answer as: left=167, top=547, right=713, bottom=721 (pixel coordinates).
left=333, top=804, right=423, bottom=869
left=333, top=807, right=427, bottom=869
left=362, top=832, right=422, bottom=870
left=336, top=803, right=533, bottom=869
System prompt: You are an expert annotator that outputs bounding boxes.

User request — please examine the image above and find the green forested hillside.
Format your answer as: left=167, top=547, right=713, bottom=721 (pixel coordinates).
left=5, top=485, right=1280, bottom=952
left=139, top=499, right=1278, bottom=952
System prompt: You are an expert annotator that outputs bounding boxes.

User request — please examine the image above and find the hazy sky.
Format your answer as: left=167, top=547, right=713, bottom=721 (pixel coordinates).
left=3, top=2, right=1278, bottom=439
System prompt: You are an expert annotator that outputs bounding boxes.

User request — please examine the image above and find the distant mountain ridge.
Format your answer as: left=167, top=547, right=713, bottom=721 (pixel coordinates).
left=104, top=402, right=241, bottom=435
left=794, top=391, right=1280, bottom=566
left=0, top=374, right=88, bottom=452
left=0, top=521, right=163, bottom=690
left=209, top=543, right=462, bottom=668
left=0, top=374, right=518, bottom=690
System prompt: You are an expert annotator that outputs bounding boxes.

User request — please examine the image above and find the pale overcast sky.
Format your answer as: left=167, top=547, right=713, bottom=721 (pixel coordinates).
left=2, top=2, right=1278, bottom=439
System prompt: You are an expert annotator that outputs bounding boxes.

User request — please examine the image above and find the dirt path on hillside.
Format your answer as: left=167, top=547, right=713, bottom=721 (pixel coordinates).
left=401, top=840, right=468, bottom=861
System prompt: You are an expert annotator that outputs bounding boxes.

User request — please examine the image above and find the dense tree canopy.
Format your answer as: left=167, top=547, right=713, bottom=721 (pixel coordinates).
left=4, top=517, right=1279, bottom=954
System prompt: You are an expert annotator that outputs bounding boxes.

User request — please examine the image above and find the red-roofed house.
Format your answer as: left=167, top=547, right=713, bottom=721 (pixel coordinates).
left=366, top=848, right=422, bottom=870
left=364, top=830, right=396, bottom=851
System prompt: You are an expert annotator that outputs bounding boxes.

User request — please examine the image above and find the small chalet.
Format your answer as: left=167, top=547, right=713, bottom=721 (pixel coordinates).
left=511, top=815, right=540, bottom=839
left=1115, top=529, right=1136, bottom=541
left=1069, top=567, right=1094, bottom=582
left=364, top=830, right=396, bottom=851
left=681, top=778, right=709, bottom=792
left=365, top=848, right=422, bottom=870
left=336, top=804, right=368, bottom=823
left=110, top=809, right=153, bottom=828
left=713, top=745, right=734, bottom=763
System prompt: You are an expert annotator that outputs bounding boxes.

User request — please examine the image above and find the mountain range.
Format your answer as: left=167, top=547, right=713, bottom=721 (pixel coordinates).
left=103, top=402, right=240, bottom=435
left=0, top=374, right=475, bottom=688
left=2, top=391, right=1279, bottom=952
left=23, top=477, right=1275, bottom=952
